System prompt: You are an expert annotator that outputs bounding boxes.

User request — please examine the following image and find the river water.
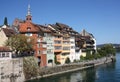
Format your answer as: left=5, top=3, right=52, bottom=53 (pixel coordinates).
left=27, top=53, right=120, bottom=82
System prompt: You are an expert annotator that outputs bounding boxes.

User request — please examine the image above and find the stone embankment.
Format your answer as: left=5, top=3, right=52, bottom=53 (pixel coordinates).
left=0, top=58, right=24, bottom=82
left=25, top=56, right=115, bottom=81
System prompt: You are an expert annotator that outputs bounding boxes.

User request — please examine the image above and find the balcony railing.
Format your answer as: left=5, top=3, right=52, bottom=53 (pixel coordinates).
left=42, top=44, right=47, bottom=48
left=54, top=38, right=62, bottom=41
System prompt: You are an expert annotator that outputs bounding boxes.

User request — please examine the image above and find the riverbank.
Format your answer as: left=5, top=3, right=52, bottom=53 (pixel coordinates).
left=25, top=56, right=115, bottom=82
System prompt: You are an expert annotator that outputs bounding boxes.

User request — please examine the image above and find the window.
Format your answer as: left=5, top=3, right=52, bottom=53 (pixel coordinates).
left=38, top=50, right=41, bottom=54
left=48, top=60, right=53, bottom=63
left=25, top=33, right=32, bottom=36
left=37, top=43, right=40, bottom=48
left=55, top=46, right=62, bottom=50
left=54, top=41, right=61, bottom=44
left=71, top=46, right=75, bottom=49
left=47, top=49, right=53, bottom=54
left=2, top=52, right=5, bottom=57
left=6, top=53, right=9, bottom=57
left=71, top=41, right=74, bottom=44
left=44, top=33, right=47, bottom=36
left=0, top=53, right=2, bottom=58
left=38, top=33, right=41, bottom=37
left=63, top=47, right=70, bottom=50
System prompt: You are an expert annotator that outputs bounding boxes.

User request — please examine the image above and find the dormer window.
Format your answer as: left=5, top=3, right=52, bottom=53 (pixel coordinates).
left=27, top=27, right=31, bottom=31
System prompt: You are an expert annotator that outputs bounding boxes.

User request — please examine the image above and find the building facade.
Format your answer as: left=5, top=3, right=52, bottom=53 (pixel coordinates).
left=14, top=5, right=97, bottom=66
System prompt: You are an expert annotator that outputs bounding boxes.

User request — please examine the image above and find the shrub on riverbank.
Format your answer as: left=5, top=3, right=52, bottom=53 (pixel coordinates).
left=65, top=57, right=71, bottom=64
left=23, top=56, right=39, bottom=80
left=80, top=44, right=116, bottom=61
left=97, top=44, right=116, bottom=57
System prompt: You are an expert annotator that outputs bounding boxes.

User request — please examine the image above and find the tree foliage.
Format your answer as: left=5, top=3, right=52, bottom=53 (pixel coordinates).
left=80, top=44, right=116, bottom=61
left=97, top=44, right=116, bottom=57
left=5, top=34, right=34, bottom=56
left=54, top=55, right=60, bottom=64
left=4, top=17, right=8, bottom=26
left=65, top=57, right=71, bottom=64
left=23, top=57, right=39, bottom=79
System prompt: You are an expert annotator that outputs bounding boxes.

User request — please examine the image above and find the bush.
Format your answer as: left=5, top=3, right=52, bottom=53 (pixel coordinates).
left=23, top=57, right=39, bottom=80
left=80, top=55, right=85, bottom=61
left=65, top=57, right=71, bottom=64
left=97, top=44, right=116, bottom=57
left=56, top=61, right=61, bottom=64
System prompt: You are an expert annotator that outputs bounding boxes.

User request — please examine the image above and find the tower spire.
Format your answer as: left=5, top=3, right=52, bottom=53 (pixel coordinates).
left=26, top=4, right=32, bottom=22
left=27, top=4, right=31, bottom=16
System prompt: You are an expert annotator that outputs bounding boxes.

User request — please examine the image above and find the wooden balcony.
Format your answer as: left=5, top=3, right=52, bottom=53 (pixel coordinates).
left=54, top=47, right=62, bottom=53
left=54, top=38, right=62, bottom=41
left=54, top=50, right=62, bottom=53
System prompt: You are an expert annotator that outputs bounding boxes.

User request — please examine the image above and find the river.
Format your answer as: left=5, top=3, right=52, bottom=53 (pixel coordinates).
left=27, top=53, right=120, bottom=82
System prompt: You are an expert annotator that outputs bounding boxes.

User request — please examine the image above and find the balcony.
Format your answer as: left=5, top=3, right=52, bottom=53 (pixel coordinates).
left=54, top=47, right=62, bottom=52
left=54, top=44, right=62, bottom=46
left=63, top=38, right=70, bottom=41
left=37, top=39, right=46, bottom=43
left=42, top=44, right=47, bottom=48
left=62, top=47, right=70, bottom=53
left=54, top=37, right=62, bottom=41
left=47, top=51, right=54, bottom=54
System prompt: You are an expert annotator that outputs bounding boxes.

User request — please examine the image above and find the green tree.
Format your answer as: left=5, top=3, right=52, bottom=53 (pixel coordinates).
left=54, top=55, right=60, bottom=64
left=65, top=57, right=71, bottom=64
left=5, top=34, right=34, bottom=56
left=23, top=57, right=39, bottom=79
left=97, top=44, right=116, bottom=57
left=4, top=17, right=8, bottom=26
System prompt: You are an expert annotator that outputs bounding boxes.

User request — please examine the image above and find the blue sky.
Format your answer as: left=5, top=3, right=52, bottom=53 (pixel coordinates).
left=0, top=0, right=120, bottom=44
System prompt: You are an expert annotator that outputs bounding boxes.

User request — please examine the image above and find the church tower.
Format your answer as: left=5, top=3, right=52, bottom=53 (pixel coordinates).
left=26, top=4, right=32, bottom=22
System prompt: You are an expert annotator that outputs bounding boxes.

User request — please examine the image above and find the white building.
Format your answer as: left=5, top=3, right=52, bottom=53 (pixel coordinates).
left=69, top=36, right=76, bottom=62
left=0, top=47, right=12, bottom=60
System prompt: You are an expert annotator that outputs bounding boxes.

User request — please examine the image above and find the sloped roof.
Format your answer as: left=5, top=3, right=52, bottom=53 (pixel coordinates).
left=80, top=29, right=94, bottom=38
left=38, top=25, right=51, bottom=33
left=56, top=22, right=70, bottom=29
left=19, top=22, right=40, bottom=33
left=2, top=28, right=16, bottom=37
left=0, top=46, right=11, bottom=52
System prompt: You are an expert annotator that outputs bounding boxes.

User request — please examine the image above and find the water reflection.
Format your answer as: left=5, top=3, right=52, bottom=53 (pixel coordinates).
left=27, top=53, right=120, bottom=82
left=27, top=67, right=97, bottom=82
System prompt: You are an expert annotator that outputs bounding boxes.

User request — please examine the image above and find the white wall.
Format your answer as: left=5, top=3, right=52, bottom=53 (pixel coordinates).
left=0, top=29, right=8, bottom=46
left=0, top=52, right=12, bottom=60
left=69, top=37, right=76, bottom=62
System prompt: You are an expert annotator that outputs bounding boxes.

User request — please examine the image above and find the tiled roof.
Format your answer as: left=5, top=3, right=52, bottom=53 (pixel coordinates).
left=0, top=47, right=11, bottom=52
left=19, top=22, right=40, bottom=33
left=56, top=22, right=70, bottom=29
left=38, top=25, right=51, bottom=33
left=2, top=28, right=16, bottom=37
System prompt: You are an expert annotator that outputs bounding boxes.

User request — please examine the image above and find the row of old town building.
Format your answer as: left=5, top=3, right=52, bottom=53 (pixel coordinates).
left=0, top=5, right=96, bottom=67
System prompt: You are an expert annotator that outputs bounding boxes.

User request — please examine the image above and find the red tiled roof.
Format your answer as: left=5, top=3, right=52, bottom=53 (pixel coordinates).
left=19, top=22, right=40, bottom=33
left=0, top=47, right=11, bottom=52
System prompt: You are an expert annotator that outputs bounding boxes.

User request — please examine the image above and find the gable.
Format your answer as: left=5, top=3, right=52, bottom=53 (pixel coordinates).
left=19, top=22, right=39, bottom=33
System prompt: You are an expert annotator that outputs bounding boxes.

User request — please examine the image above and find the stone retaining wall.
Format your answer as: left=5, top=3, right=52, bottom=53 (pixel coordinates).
left=0, top=58, right=24, bottom=82
left=26, top=56, right=115, bottom=81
